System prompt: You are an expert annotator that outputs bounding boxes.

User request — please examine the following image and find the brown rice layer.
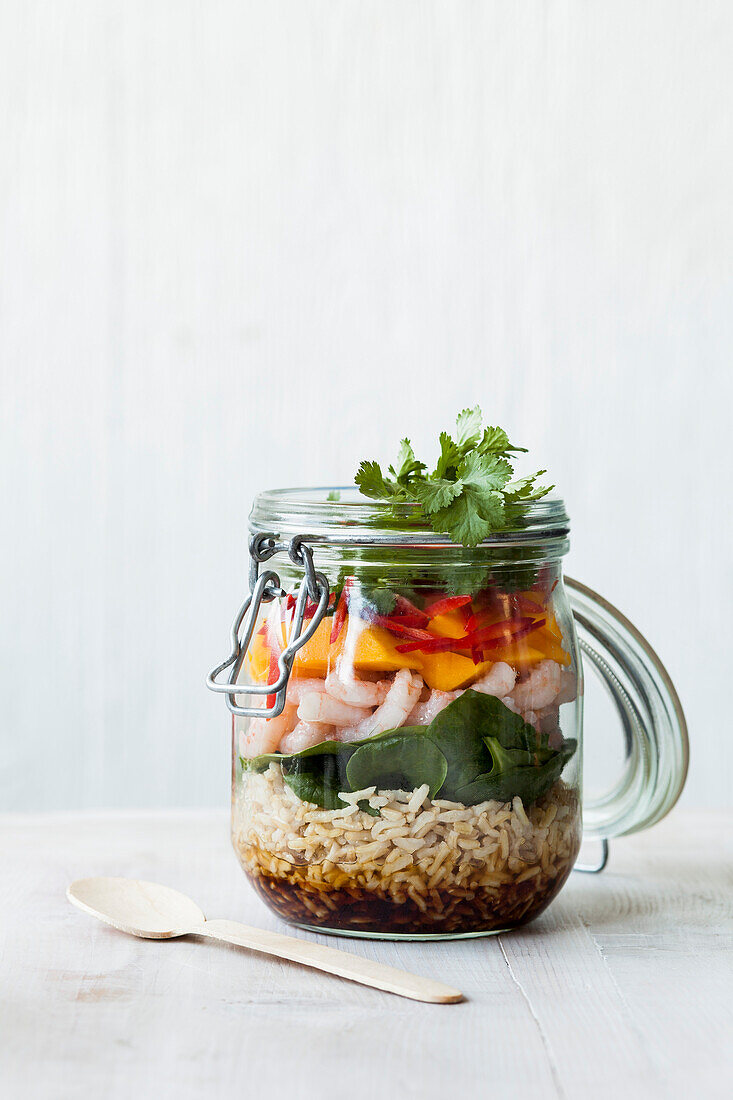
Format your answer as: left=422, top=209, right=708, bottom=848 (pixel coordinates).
left=232, top=765, right=581, bottom=935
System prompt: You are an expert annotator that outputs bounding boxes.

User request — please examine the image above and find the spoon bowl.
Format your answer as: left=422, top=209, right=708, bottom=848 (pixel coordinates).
left=68, top=877, right=206, bottom=938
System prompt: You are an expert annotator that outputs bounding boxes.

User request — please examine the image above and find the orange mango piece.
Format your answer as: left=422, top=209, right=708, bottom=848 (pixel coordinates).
left=421, top=651, right=493, bottom=691
left=245, top=630, right=271, bottom=683
left=291, top=618, right=335, bottom=678
left=351, top=624, right=424, bottom=673
left=485, top=642, right=548, bottom=670
left=427, top=609, right=469, bottom=640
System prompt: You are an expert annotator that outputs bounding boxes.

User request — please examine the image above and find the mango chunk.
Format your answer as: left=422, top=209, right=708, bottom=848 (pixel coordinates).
left=421, top=651, right=493, bottom=691
left=291, top=618, right=334, bottom=677
left=351, top=624, right=423, bottom=673
left=427, top=609, right=468, bottom=640
left=528, top=626, right=571, bottom=666
left=245, top=631, right=271, bottom=683
left=486, top=643, right=547, bottom=670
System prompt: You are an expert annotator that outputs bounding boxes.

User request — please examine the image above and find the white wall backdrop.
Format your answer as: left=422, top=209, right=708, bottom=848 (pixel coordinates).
left=2, top=1, right=731, bottom=810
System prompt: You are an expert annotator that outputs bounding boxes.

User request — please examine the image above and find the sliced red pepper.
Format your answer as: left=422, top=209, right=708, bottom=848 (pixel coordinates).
left=395, top=616, right=545, bottom=655
left=471, top=617, right=545, bottom=650
left=329, top=579, right=351, bottom=644
left=370, top=615, right=434, bottom=642
left=510, top=592, right=547, bottom=617
left=266, top=651, right=279, bottom=707
left=395, top=635, right=462, bottom=654
left=390, top=594, right=430, bottom=627
left=467, top=615, right=536, bottom=646
left=424, top=594, right=472, bottom=619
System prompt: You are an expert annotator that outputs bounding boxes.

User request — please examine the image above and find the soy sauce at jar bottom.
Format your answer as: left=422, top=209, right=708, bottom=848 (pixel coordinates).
left=209, top=488, right=688, bottom=939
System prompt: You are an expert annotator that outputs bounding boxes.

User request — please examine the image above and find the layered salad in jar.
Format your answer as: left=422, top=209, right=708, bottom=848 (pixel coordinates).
left=232, top=410, right=581, bottom=936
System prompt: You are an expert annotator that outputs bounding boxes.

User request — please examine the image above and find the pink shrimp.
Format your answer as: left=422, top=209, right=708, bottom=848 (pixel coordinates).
left=238, top=703, right=298, bottom=759
left=325, top=666, right=390, bottom=707
left=297, top=693, right=372, bottom=726
left=471, top=662, right=516, bottom=698
left=339, top=669, right=424, bottom=743
left=508, top=659, right=562, bottom=712
left=406, top=689, right=461, bottom=725
left=280, top=720, right=332, bottom=755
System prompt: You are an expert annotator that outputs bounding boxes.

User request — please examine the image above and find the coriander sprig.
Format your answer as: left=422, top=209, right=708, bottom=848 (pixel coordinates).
left=354, top=407, right=553, bottom=547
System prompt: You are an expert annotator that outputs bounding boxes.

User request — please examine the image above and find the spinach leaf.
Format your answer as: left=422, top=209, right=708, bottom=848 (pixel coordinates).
left=282, top=749, right=352, bottom=810
left=424, top=690, right=542, bottom=799
left=346, top=731, right=447, bottom=799
left=457, top=738, right=577, bottom=806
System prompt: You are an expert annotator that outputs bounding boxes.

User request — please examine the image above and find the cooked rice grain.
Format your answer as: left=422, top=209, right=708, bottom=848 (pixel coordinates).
left=232, top=764, right=580, bottom=934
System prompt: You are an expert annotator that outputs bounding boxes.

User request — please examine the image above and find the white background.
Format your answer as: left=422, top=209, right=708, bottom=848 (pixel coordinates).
left=2, top=1, right=731, bottom=810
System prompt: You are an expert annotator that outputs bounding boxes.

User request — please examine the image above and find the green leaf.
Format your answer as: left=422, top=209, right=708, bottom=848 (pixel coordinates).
left=355, top=460, right=394, bottom=500
left=243, top=694, right=577, bottom=810
left=505, top=471, right=554, bottom=502
left=427, top=495, right=488, bottom=547
left=353, top=408, right=554, bottom=547
left=424, top=690, right=554, bottom=801
left=414, top=477, right=463, bottom=514
left=434, top=431, right=463, bottom=480
left=281, top=741, right=353, bottom=809
left=388, top=438, right=426, bottom=486
left=346, top=731, right=447, bottom=799
left=478, top=425, right=511, bottom=454
left=423, top=693, right=495, bottom=799
left=454, top=406, right=483, bottom=448
left=457, top=739, right=577, bottom=806
left=458, top=450, right=513, bottom=492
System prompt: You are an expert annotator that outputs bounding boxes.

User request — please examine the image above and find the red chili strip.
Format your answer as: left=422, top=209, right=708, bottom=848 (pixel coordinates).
left=266, top=651, right=279, bottom=707
left=395, top=616, right=545, bottom=655
left=395, top=635, right=461, bottom=654
left=473, top=618, right=545, bottom=650
left=510, top=593, right=547, bottom=616
left=424, top=594, right=472, bottom=619
left=371, top=615, right=434, bottom=642
left=391, top=594, right=430, bottom=627
left=329, top=580, right=351, bottom=644
left=467, top=615, right=537, bottom=646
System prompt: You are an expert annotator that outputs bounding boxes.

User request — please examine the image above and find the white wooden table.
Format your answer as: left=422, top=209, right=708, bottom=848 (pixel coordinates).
left=2, top=811, right=731, bottom=1100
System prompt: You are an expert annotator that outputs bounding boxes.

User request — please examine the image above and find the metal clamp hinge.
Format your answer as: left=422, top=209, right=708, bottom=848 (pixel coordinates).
left=206, top=534, right=330, bottom=718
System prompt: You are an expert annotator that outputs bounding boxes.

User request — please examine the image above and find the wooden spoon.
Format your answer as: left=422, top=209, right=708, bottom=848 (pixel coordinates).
left=67, top=877, right=463, bottom=1004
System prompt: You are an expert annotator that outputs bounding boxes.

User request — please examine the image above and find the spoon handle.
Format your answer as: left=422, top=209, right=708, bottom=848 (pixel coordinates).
left=194, top=919, right=463, bottom=1004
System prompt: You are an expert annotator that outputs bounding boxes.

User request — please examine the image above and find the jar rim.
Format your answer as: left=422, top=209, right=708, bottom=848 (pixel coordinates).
left=249, top=486, right=570, bottom=548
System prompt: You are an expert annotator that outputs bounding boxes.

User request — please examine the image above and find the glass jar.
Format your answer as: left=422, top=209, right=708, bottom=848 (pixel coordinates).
left=208, top=489, right=687, bottom=939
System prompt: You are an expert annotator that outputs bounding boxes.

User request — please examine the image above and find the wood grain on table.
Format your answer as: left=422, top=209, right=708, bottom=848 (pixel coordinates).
left=1, top=811, right=731, bottom=1100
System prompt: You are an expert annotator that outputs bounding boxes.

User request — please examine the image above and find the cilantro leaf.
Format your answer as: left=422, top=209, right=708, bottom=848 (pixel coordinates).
left=435, top=431, right=463, bottom=480
left=454, top=406, right=483, bottom=448
left=458, top=450, right=513, bottom=492
left=414, top=478, right=463, bottom=514
left=354, top=460, right=397, bottom=501
left=354, top=408, right=554, bottom=547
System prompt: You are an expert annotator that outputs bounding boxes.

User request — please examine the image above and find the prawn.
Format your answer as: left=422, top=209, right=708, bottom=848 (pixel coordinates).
left=507, top=659, right=562, bottom=712
left=238, top=703, right=298, bottom=759
left=325, top=666, right=390, bottom=708
left=280, top=720, right=332, bottom=755
left=471, top=662, right=516, bottom=698
left=554, top=668, right=579, bottom=706
left=406, top=689, right=460, bottom=725
left=286, top=678, right=330, bottom=704
left=340, top=669, right=423, bottom=743
left=297, top=693, right=372, bottom=726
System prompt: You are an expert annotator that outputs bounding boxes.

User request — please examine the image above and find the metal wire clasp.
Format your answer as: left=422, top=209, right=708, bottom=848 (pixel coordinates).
left=206, top=533, right=330, bottom=718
